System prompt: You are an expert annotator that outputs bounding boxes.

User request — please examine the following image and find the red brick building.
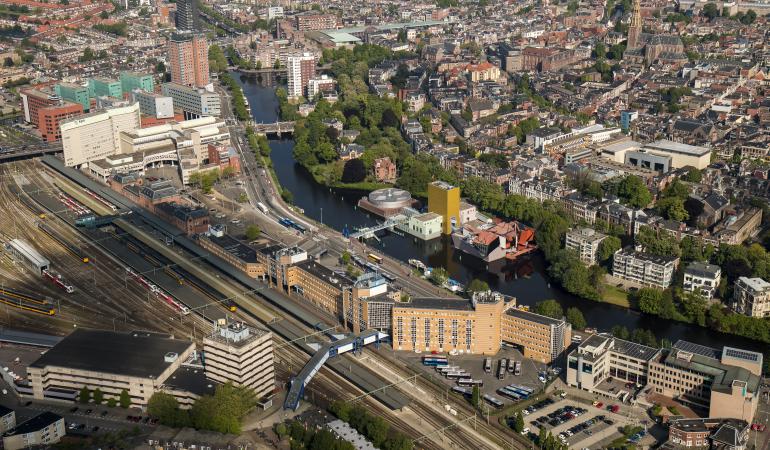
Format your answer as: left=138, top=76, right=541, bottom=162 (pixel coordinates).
left=294, top=12, right=339, bottom=31
left=521, top=47, right=577, bottom=72
left=38, top=102, right=83, bottom=142
left=207, top=144, right=241, bottom=173
left=373, top=157, right=397, bottom=183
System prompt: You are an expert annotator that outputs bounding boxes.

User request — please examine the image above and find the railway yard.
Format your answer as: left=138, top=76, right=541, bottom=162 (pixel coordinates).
left=0, top=158, right=530, bottom=450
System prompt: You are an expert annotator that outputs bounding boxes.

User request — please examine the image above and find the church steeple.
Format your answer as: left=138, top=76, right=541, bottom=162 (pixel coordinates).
left=627, top=0, right=643, bottom=49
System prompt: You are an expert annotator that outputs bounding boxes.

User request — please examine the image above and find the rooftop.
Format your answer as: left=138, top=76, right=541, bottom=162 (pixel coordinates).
left=644, top=140, right=710, bottom=157
left=4, top=412, right=62, bottom=437
left=616, top=247, right=678, bottom=265
left=30, top=329, right=194, bottom=379
left=206, top=234, right=257, bottom=263
left=684, top=262, right=721, bottom=278
left=161, top=366, right=217, bottom=397
left=736, top=276, right=770, bottom=292
left=505, top=308, right=563, bottom=326
left=398, top=297, right=475, bottom=311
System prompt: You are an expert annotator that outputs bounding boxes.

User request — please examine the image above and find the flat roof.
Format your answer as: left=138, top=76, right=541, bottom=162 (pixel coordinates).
left=0, top=329, right=62, bottom=348
left=30, top=329, right=194, bottom=380
left=644, top=139, right=710, bottom=157
left=684, top=262, right=721, bottom=278
left=206, top=234, right=258, bottom=263
left=162, top=366, right=216, bottom=397
left=506, top=308, right=562, bottom=326
left=612, top=338, right=659, bottom=362
left=398, top=297, right=474, bottom=311
left=5, top=412, right=62, bottom=436
left=616, top=247, right=678, bottom=265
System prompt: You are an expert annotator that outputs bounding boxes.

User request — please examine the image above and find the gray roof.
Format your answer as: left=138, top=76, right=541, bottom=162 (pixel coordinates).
left=4, top=412, right=62, bottom=436
left=684, top=262, right=721, bottom=278
left=399, top=297, right=474, bottom=311
left=505, top=308, right=563, bottom=326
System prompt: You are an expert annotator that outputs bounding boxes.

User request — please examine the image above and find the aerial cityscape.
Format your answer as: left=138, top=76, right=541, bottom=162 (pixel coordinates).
left=0, top=0, right=767, bottom=448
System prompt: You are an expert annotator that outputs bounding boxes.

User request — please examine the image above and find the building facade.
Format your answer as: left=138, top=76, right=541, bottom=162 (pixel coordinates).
left=683, top=262, right=721, bottom=300
left=61, top=102, right=141, bottom=167
left=120, top=71, right=155, bottom=94
left=565, top=227, right=607, bottom=266
left=502, top=309, right=570, bottom=363
left=567, top=335, right=659, bottom=393
left=286, top=53, right=316, bottom=98
left=168, top=33, right=210, bottom=89
left=612, top=248, right=678, bottom=288
left=161, top=82, right=221, bottom=119
left=2, top=412, right=64, bottom=450
left=427, top=180, right=460, bottom=235
left=732, top=276, right=770, bottom=318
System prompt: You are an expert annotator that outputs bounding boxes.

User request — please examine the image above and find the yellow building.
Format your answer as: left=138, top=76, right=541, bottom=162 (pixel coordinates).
left=427, top=181, right=460, bottom=235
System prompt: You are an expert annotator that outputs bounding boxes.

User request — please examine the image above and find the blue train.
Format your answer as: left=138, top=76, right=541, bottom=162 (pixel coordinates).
left=278, top=217, right=307, bottom=234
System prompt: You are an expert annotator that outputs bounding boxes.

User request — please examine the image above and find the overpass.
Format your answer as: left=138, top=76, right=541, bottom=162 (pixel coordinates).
left=0, top=143, right=62, bottom=162
left=250, top=121, right=295, bottom=137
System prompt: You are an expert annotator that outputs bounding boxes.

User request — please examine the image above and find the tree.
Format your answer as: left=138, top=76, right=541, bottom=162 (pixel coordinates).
left=429, top=267, right=448, bottom=286
left=513, top=412, right=525, bottom=433
left=148, top=392, right=182, bottom=426
left=565, top=307, right=587, bottom=330
left=93, top=388, right=104, bottom=404
left=99, top=10, right=108, bottom=19
left=245, top=225, right=260, bottom=241
left=281, top=188, right=294, bottom=204
left=119, top=389, right=131, bottom=408
left=155, top=61, right=166, bottom=74
left=275, top=422, right=288, bottom=439
left=466, top=278, right=489, bottom=294
left=617, top=175, right=652, bottom=208
left=471, top=385, right=480, bottom=408
left=598, top=235, right=621, bottom=263
left=593, top=42, right=607, bottom=58
left=341, top=158, right=366, bottom=183
left=637, top=287, right=664, bottom=315
left=107, top=398, right=117, bottom=408
left=534, top=299, right=563, bottom=319
left=657, top=197, right=689, bottom=221
left=702, top=3, right=719, bottom=19
left=79, top=386, right=91, bottom=404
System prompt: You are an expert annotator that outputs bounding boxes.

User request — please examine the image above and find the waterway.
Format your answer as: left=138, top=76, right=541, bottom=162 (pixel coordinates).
left=234, top=72, right=767, bottom=354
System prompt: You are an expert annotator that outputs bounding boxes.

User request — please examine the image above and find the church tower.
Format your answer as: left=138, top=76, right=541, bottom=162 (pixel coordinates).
left=627, top=0, right=643, bottom=49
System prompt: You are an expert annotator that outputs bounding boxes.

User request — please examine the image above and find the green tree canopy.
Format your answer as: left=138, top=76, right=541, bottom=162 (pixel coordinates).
left=534, top=299, right=563, bottom=319
left=566, top=307, right=587, bottom=330
left=617, top=175, right=652, bottom=208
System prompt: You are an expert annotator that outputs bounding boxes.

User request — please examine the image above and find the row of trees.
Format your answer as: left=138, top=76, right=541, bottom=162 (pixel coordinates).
left=79, top=387, right=131, bottom=408
left=219, top=72, right=250, bottom=121
left=329, top=401, right=414, bottom=450
left=147, top=383, right=256, bottom=434
left=533, top=299, right=587, bottom=330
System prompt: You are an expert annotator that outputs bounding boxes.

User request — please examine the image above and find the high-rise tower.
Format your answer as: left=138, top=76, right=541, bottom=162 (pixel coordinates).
left=175, top=0, right=198, bottom=32
left=168, top=33, right=210, bottom=89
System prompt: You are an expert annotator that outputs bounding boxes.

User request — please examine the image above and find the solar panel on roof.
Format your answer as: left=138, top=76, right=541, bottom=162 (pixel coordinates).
left=723, top=347, right=760, bottom=362
left=673, top=340, right=720, bottom=360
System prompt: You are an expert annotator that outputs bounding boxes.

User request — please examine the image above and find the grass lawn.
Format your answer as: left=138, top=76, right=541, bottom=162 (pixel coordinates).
left=601, top=284, right=633, bottom=308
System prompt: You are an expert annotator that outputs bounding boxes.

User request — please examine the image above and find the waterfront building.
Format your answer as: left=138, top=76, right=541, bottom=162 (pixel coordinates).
left=203, top=322, right=274, bottom=403
left=612, top=248, right=678, bottom=288
left=732, top=276, right=770, bottom=318
left=120, top=71, right=155, bottom=94
left=161, top=82, right=221, bottom=119
left=61, top=103, right=141, bottom=167
left=565, top=227, right=607, bottom=266
left=567, top=334, right=660, bottom=392
left=405, top=212, right=443, bottom=240
left=502, top=309, right=570, bottom=363
left=286, top=52, right=316, bottom=99
left=168, top=33, right=209, bottom=89
left=427, top=180, right=460, bottom=235
left=683, top=262, right=721, bottom=300
left=648, top=341, right=762, bottom=421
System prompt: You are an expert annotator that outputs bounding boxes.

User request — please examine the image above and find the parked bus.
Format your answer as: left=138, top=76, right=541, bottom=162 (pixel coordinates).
left=257, top=202, right=269, bottom=214
left=457, top=379, right=484, bottom=387
left=422, top=358, right=448, bottom=367
left=452, top=386, right=472, bottom=397
left=498, top=359, right=508, bottom=380
left=514, top=361, right=522, bottom=376
left=367, top=253, right=383, bottom=264
left=437, top=365, right=459, bottom=373
left=445, top=371, right=470, bottom=379
left=483, top=394, right=504, bottom=408
left=497, top=388, right=521, bottom=401
left=483, top=357, right=492, bottom=374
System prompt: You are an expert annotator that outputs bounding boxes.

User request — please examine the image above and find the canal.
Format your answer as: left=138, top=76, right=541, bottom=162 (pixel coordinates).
left=235, top=72, right=767, bottom=354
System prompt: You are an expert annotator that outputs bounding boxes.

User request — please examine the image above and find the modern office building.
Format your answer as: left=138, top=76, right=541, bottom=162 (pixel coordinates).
left=427, top=181, right=460, bottom=235
left=175, top=0, right=198, bottom=31
left=648, top=341, right=763, bottom=421
left=732, top=276, right=770, bottom=318
left=168, top=33, right=210, bottom=89
left=38, top=102, right=83, bottom=142
left=2, top=412, right=64, bottom=450
left=502, top=309, right=570, bottom=363
left=567, top=334, right=659, bottom=393
left=120, top=71, right=155, bottom=94
left=565, top=227, right=607, bottom=266
left=612, top=248, right=679, bottom=288
left=161, top=82, right=221, bottom=119
left=286, top=52, right=316, bottom=98
left=55, top=82, right=90, bottom=112
left=88, top=77, right=123, bottom=99
left=61, top=102, right=141, bottom=167
left=202, top=322, right=274, bottom=402
left=25, top=329, right=198, bottom=408
left=620, top=110, right=638, bottom=132
left=131, top=90, right=175, bottom=119
left=683, top=262, right=721, bottom=300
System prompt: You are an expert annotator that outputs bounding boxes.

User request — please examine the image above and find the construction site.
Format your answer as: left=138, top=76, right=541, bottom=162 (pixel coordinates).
left=0, top=157, right=527, bottom=450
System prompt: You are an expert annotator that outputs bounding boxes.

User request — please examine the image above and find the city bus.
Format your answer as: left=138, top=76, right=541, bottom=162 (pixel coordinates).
left=483, top=357, right=492, bottom=373
left=367, top=253, right=383, bottom=264
left=498, top=359, right=508, bottom=380
left=483, top=394, right=504, bottom=408
left=458, top=379, right=484, bottom=387
left=514, top=361, right=522, bottom=376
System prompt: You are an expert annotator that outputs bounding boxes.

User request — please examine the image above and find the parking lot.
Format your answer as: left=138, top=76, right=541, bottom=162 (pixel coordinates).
left=524, top=398, right=636, bottom=449
left=403, top=350, right=550, bottom=408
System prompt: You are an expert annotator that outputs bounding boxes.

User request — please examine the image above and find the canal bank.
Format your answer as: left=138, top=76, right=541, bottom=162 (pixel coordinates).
left=234, top=71, right=767, bottom=354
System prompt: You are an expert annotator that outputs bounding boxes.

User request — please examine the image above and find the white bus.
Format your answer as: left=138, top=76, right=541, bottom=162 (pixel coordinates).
left=257, top=202, right=269, bottom=214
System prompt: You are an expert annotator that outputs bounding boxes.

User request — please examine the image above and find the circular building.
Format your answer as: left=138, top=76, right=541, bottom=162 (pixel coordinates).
left=358, top=188, right=415, bottom=218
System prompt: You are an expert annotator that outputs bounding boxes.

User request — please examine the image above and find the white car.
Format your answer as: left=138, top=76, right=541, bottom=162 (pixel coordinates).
left=522, top=410, right=530, bottom=416
left=520, top=427, right=530, bottom=435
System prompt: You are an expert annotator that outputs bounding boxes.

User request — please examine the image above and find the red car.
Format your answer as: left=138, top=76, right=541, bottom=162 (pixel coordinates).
left=752, top=423, right=766, bottom=432
left=608, top=405, right=620, bottom=413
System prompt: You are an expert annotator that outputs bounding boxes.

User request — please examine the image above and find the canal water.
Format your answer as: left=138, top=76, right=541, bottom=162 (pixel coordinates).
left=235, top=72, right=767, bottom=353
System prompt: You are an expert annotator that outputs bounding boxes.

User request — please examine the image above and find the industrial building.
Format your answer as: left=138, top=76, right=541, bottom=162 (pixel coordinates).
left=203, top=323, right=275, bottom=404
left=3, top=239, right=49, bottom=274
left=427, top=181, right=460, bottom=235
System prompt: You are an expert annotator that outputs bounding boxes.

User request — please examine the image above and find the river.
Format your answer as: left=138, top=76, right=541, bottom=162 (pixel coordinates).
left=234, top=71, right=767, bottom=354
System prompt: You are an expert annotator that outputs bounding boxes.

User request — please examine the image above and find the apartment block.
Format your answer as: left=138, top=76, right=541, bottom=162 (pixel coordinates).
left=683, top=262, right=721, bottom=300
left=566, top=334, right=660, bottom=393
left=2, top=412, right=64, bottom=450
left=565, top=227, right=607, bottom=266
left=286, top=52, right=316, bottom=98
left=120, top=71, right=155, bottom=94
left=732, top=276, right=770, bottom=318
left=161, top=82, right=221, bottom=119
left=294, top=12, right=339, bottom=31
left=502, top=309, right=571, bottom=363
left=61, top=102, right=141, bottom=167
left=203, top=322, right=274, bottom=402
left=648, top=341, right=763, bottom=421
left=168, top=33, right=209, bottom=88
left=612, top=248, right=679, bottom=288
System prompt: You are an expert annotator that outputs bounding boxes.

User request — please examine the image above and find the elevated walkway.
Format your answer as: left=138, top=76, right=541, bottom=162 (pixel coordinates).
left=284, top=329, right=388, bottom=411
